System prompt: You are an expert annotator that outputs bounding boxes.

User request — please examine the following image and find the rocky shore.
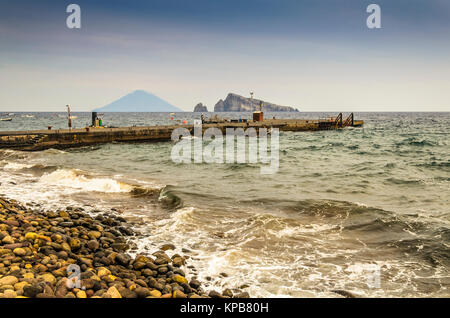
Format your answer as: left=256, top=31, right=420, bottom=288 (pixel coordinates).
left=0, top=197, right=248, bottom=299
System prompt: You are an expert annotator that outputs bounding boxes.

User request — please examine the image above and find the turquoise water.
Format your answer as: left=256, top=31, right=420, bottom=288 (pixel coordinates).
left=1, top=112, right=449, bottom=297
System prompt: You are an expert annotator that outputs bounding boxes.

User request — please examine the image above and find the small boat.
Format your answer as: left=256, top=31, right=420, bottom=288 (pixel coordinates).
left=21, top=115, right=35, bottom=118
left=8, top=113, right=14, bottom=116
left=1, top=118, right=12, bottom=122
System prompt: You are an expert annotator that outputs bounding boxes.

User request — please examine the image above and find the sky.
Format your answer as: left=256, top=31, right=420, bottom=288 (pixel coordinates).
left=0, top=0, right=449, bottom=112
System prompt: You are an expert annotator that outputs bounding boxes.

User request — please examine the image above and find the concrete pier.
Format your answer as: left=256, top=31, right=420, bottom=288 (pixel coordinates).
left=0, top=117, right=364, bottom=151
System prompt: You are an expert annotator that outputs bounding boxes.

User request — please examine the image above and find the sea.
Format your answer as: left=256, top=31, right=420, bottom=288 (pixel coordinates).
left=0, top=111, right=449, bottom=297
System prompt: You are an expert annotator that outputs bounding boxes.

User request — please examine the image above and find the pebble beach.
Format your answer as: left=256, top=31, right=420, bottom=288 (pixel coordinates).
left=0, top=197, right=246, bottom=299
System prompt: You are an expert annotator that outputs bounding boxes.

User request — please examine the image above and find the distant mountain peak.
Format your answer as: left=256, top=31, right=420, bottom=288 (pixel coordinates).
left=94, top=90, right=183, bottom=112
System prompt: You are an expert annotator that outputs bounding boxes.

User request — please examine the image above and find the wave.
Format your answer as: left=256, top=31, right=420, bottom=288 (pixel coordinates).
left=396, top=138, right=437, bottom=147
left=2, top=162, right=58, bottom=175
left=416, top=161, right=450, bottom=170
left=39, top=169, right=135, bottom=193
left=158, top=185, right=183, bottom=209
left=3, top=162, right=33, bottom=171
left=0, top=150, right=27, bottom=160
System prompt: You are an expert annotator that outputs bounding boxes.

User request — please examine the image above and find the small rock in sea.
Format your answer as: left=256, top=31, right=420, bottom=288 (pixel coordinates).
left=331, top=290, right=358, bottom=298
left=160, top=243, right=176, bottom=251
left=222, top=288, right=233, bottom=298
left=208, top=290, right=223, bottom=298
left=234, top=292, right=250, bottom=298
left=189, top=279, right=201, bottom=290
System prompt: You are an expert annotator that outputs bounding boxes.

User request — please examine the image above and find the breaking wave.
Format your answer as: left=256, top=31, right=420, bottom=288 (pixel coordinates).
left=38, top=169, right=134, bottom=193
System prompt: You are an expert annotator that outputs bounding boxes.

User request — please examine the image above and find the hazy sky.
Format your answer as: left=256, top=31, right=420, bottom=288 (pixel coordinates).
left=0, top=0, right=449, bottom=111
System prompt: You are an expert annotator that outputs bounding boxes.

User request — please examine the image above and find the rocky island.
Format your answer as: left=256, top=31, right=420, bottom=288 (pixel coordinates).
left=193, top=103, right=208, bottom=112
left=214, top=93, right=299, bottom=112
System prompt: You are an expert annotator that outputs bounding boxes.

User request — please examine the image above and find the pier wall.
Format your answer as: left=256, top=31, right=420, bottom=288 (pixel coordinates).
left=0, top=119, right=363, bottom=151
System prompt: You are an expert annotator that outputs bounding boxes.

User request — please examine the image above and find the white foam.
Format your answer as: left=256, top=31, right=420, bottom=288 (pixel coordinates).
left=39, top=169, right=133, bottom=193
left=3, top=162, right=33, bottom=171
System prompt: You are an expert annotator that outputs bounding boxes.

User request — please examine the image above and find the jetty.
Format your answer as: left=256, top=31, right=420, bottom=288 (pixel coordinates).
left=0, top=113, right=363, bottom=151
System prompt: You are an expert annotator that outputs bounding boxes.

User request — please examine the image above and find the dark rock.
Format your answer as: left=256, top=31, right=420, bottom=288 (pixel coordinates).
left=87, top=240, right=100, bottom=251
left=331, top=290, right=358, bottom=298
left=160, top=243, right=176, bottom=251
left=135, top=287, right=151, bottom=298
left=223, top=288, right=233, bottom=298
left=111, top=243, right=129, bottom=252
left=194, top=103, right=208, bottom=112
left=208, top=290, right=223, bottom=298
left=189, top=279, right=201, bottom=289
left=23, top=284, right=43, bottom=298
left=116, top=253, right=131, bottom=266
left=120, top=288, right=138, bottom=298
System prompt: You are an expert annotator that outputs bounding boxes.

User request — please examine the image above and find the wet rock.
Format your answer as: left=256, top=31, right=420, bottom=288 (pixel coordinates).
left=76, top=290, right=87, bottom=298
left=59, top=222, right=74, bottom=227
left=149, top=289, right=162, bottom=298
left=116, top=253, right=131, bottom=266
left=69, top=238, right=81, bottom=251
left=331, top=290, right=358, bottom=298
left=13, top=247, right=27, bottom=256
left=135, top=287, right=151, bottom=298
left=1, top=236, right=14, bottom=244
left=39, top=273, right=56, bottom=285
left=189, top=279, right=201, bottom=290
left=173, top=290, right=186, bottom=298
left=23, top=284, right=43, bottom=298
left=172, top=274, right=188, bottom=285
left=3, top=289, right=17, bottom=298
left=106, top=286, right=122, bottom=298
left=0, top=276, right=19, bottom=286
left=208, top=290, right=223, bottom=298
left=223, top=288, right=233, bottom=298
left=111, top=243, right=129, bottom=252
left=120, top=288, right=138, bottom=298
left=161, top=244, right=176, bottom=251
left=88, top=231, right=101, bottom=240
left=87, top=240, right=99, bottom=251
